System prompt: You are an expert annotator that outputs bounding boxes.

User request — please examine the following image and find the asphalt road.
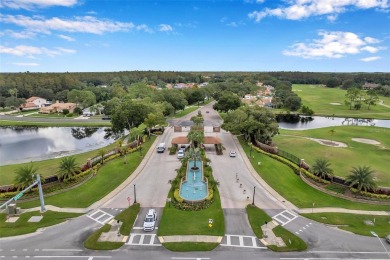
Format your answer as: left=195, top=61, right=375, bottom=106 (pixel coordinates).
left=1, top=103, right=389, bottom=259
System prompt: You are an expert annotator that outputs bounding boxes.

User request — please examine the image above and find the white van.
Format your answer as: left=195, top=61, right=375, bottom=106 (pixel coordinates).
left=157, top=143, right=166, bottom=153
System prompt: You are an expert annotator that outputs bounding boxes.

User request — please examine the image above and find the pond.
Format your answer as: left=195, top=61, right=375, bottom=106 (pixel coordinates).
left=278, top=116, right=390, bottom=130
left=0, top=127, right=115, bottom=166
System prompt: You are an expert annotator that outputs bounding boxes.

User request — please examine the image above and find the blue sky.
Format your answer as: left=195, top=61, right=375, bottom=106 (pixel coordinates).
left=0, top=0, right=389, bottom=72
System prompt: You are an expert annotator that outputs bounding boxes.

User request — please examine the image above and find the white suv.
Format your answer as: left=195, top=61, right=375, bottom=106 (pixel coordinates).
left=177, top=149, right=185, bottom=159
left=143, top=209, right=157, bottom=231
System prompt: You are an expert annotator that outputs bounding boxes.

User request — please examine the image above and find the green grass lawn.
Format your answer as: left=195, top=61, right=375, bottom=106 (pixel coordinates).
left=26, top=113, right=78, bottom=118
left=291, top=84, right=390, bottom=119
left=0, top=141, right=119, bottom=186
left=274, top=126, right=390, bottom=187
left=0, top=210, right=81, bottom=237
left=302, top=213, right=390, bottom=237
left=158, top=189, right=225, bottom=236
left=240, top=139, right=390, bottom=211
left=17, top=136, right=156, bottom=208
left=246, top=205, right=307, bottom=252
left=173, top=106, right=200, bottom=118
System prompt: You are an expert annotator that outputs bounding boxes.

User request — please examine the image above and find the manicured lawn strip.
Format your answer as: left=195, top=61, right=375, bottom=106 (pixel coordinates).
left=246, top=204, right=272, bottom=238
left=83, top=203, right=140, bottom=250
left=83, top=224, right=124, bottom=250
left=158, top=189, right=225, bottom=236
left=0, top=140, right=118, bottom=186
left=27, top=113, right=78, bottom=118
left=0, top=211, right=81, bottom=237
left=0, top=120, right=111, bottom=127
left=291, top=84, right=390, bottom=119
left=275, top=126, right=390, bottom=186
left=239, top=139, right=390, bottom=211
left=246, top=205, right=306, bottom=252
left=115, top=203, right=140, bottom=235
left=302, top=213, right=390, bottom=237
left=18, top=136, right=156, bottom=208
left=173, top=106, right=199, bottom=118
left=268, top=226, right=307, bottom=252
left=163, top=242, right=219, bottom=252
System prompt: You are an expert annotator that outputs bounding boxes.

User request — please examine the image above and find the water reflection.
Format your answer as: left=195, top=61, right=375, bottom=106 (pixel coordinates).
left=0, top=127, right=115, bottom=166
left=278, top=116, right=390, bottom=130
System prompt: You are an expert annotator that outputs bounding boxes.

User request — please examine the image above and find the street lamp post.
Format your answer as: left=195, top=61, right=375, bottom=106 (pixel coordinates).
left=252, top=186, right=256, bottom=205
left=133, top=184, right=137, bottom=203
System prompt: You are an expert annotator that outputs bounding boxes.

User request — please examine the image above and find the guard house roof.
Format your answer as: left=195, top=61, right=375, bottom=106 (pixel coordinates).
left=171, top=136, right=221, bottom=144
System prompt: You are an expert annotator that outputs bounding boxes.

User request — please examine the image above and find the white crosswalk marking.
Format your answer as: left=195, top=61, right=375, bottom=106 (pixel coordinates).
left=220, top=235, right=266, bottom=249
left=87, top=209, right=114, bottom=225
left=272, top=210, right=298, bottom=226
left=125, top=234, right=162, bottom=246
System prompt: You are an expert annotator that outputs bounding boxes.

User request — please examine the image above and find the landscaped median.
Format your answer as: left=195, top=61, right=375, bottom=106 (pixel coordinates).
left=84, top=203, right=140, bottom=250
left=157, top=151, right=225, bottom=252
left=246, top=205, right=307, bottom=252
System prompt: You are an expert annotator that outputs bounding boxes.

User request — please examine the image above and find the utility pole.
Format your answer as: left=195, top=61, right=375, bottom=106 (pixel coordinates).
left=133, top=184, right=137, bottom=203
left=252, top=186, right=256, bottom=206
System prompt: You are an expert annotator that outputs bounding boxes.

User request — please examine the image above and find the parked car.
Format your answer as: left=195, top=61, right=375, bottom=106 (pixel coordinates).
left=102, top=116, right=111, bottom=120
left=156, top=143, right=166, bottom=153
left=229, top=151, right=236, bottom=157
left=177, top=149, right=185, bottom=159
left=386, top=235, right=390, bottom=244
left=143, top=209, right=157, bottom=232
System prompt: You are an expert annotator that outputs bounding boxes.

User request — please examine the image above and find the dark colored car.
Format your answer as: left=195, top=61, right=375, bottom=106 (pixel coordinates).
left=386, top=235, right=390, bottom=244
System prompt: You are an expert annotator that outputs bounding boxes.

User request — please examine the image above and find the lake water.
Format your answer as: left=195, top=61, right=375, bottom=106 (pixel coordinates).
left=0, top=127, right=115, bottom=166
left=279, top=116, right=390, bottom=130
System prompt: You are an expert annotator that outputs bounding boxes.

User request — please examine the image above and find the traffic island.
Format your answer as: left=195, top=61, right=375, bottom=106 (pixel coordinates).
left=98, top=220, right=128, bottom=243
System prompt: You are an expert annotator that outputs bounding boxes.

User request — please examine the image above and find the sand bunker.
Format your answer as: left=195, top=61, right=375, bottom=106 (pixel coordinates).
left=309, top=138, right=348, bottom=147
left=352, top=138, right=381, bottom=145
left=330, top=102, right=342, bottom=105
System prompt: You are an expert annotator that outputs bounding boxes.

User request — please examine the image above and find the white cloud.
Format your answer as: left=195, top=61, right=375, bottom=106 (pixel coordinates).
left=0, top=45, right=76, bottom=58
left=0, top=14, right=137, bottom=35
left=360, top=56, right=381, bottom=62
left=13, top=62, right=39, bottom=66
left=159, top=24, right=173, bottom=32
left=136, top=24, right=153, bottom=33
left=0, top=0, right=77, bottom=10
left=1, top=29, right=36, bottom=39
left=249, top=0, right=389, bottom=22
left=283, top=31, right=384, bottom=59
left=58, top=34, right=75, bottom=41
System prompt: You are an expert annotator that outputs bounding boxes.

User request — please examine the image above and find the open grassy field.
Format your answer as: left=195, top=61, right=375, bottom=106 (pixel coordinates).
left=240, top=139, right=390, bottom=211
left=292, top=84, right=390, bottom=119
left=275, top=126, right=390, bottom=187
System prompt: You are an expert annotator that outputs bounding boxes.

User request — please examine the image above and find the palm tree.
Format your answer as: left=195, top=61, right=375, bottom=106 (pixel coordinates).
left=329, top=129, right=336, bottom=144
left=57, top=156, right=81, bottom=181
left=186, top=147, right=201, bottom=168
left=346, top=166, right=377, bottom=192
left=116, top=139, right=123, bottom=154
left=14, top=164, right=38, bottom=190
left=311, top=158, right=334, bottom=180
left=187, top=130, right=204, bottom=148
left=97, top=149, right=107, bottom=164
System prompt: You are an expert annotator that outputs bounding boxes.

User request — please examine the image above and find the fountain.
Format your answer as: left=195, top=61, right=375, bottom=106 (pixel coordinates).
left=179, top=160, right=208, bottom=202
